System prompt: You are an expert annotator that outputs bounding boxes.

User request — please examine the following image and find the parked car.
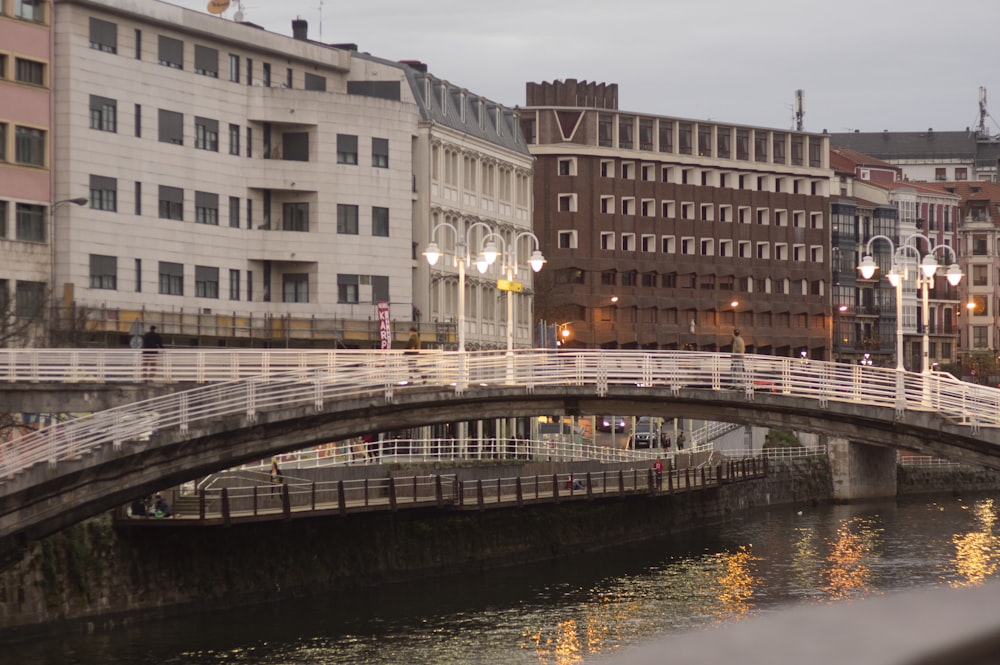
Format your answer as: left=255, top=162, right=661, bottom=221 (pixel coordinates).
left=629, top=420, right=660, bottom=449
left=596, top=416, right=627, bottom=432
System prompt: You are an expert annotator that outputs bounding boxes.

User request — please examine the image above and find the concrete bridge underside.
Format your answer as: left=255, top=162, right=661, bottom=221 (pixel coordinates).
left=1, top=384, right=997, bottom=564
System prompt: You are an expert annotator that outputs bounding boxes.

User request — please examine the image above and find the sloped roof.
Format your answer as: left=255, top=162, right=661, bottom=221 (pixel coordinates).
left=830, top=145, right=899, bottom=172
left=350, top=53, right=529, bottom=156
left=829, top=130, right=977, bottom=160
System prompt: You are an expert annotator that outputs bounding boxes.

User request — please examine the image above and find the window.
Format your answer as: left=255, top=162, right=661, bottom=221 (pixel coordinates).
left=285, top=67, right=292, bottom=88
left=158, top=185, right=183, bottom=220
left=246, top=58, right=253, bottom=85
left=0, top=123, right=7, bottom=161
left=372, top=138, right=389, bottom=168
left=262, top=62, right=271, bottom=86
left=0, top=201, right=6, bottom=237
left=558, top=158, right=576, bottom=176
left=135, top=259, right=141, bottom=292
left=600, top=232, right=614, bottom=250
left=195, top=191, right=218, bottom=225
left=158, top=109, right=183, bottom=145
left=158, top=262, right=183, bottom=295
left=134, top=104, right=141, bottom=138
left=15, top=0, right=44, bottom=22
left=228, top=123, right=240, bottom=155
left=304, top=72, right=325, bottom=91
left=193, top=44, right=218, bottom=77
left=337, top=204, right=358, bottom=234
left=15, top=281, right=45, bottom=318
left=229, top=269, right=240, bottom=300
left=601, top=270, right=616, bottom=286
left=15, top=58, right=45, bottom=85
left=558, top=230, right=578, bottom=249
left=0, top=55, right=5, bottom=81
left=228, top=196, right=240, bottom=228
left=337, top=134, right=358, bottom=164
left=554, top=268, right=585, bottom=284
left=371, top=275, right=389, bottom=303
left=14, top=126, right=44, bottom=166
left=89, top=95, right=117, bottom=132
left=282, top=202, right=308, bottom=231
left=89, top=254, right=117, bottom=290
left=973, top=265, right=988, bottom=286
left=557, top=194, right=577, bottom=212
left=15, top=203, right=44, bottom=241
left=641, top=234, right=655, bottom=252
left=195, top=265, right=219, bottom=298
left=246, top=126, right=252, bottom=157
left=337, top=274, right=359, bottom=303
left=158, top=36, right=183, bottom=69
left=195, top=117, right=218, bottom=151
left=372, top=206, right=389, bottom=237
left=283, top=273, right=309, bottom=303
left=228, top=53, right=240, bottom=82
left=89, top=175, right=117, bottom=211
left=621, top=233, right=635, bottom=251
left=283, top=132, right=309, bottom=161
left=89, top=17, right=117, bottom=53
left=135, top=181, right=141, bottom=215
left=659, top=120, right=673, bottom=152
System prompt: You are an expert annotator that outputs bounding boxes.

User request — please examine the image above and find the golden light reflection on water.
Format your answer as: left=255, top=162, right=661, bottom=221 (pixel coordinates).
left=950, top=498, right=1000, bottom=587
left=516, top=501, right=1000, bottom=664
left=712, top=545, right=759, bottom=619
left=519, top=545, right=759, bottom=664
left=822, top=516, right=881, bottom=600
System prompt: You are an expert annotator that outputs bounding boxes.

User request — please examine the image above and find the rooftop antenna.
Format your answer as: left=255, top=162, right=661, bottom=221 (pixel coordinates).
left=794, top=89, right=805, bottom=132
left=318, top=0, right=324, bottom=40
left=976, top=86, right=989, bottom=139
left=233, top=0, right=246, bottom=22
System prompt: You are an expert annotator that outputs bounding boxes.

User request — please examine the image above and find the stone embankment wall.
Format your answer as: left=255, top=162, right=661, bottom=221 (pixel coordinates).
left=897, top=464, right=1000, bottom=494
left=0, top=458, right=830, bottom=640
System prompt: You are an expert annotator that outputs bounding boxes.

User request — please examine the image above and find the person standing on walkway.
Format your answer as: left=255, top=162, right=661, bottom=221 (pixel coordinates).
left=270, top=458, right=284, bottom=496
left=653, top=458, right=664, bottom=490
left=141, top=325, right=164, bottom=379
left=405, top=327, right=422, bottom=382
left=730, top=328, right=746, bottom=388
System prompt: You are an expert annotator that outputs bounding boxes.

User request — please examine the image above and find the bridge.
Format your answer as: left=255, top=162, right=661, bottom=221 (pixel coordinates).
left=2, top=348, right=1000, bottom=562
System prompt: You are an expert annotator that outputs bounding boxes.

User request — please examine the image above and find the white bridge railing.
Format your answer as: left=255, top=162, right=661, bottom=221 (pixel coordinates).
left=2, top=349, right=999, bottom=481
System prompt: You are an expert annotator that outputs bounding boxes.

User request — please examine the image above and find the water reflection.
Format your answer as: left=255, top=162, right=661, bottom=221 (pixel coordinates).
left=8, top=494, right=1000, bottom=665
left=951, top=498, right=1000, bottom=587
left=823, top=516, right=882, bottom=600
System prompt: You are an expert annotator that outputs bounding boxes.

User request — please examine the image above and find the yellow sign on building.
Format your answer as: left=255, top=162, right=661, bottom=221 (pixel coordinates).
left=497, top=279, right=523, bottom=292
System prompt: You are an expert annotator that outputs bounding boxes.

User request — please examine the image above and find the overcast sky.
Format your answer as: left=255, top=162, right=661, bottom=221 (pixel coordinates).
left=169, top=0, right=1000, bottom=135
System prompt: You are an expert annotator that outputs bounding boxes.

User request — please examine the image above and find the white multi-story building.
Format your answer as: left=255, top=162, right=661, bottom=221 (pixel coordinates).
left=402, top=62, right=535, bottom=350
left=41, top=0, right=533, bottom=351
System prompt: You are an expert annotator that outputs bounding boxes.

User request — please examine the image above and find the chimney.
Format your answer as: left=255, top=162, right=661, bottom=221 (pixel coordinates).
left=292, top=17, right=308, bottom=40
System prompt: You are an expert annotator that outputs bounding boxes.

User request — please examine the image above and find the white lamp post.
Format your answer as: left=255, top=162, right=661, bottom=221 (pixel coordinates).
left=423, top=220, right=497, bottom=353
left=479, top=231, right=546, bottom=354
left=859, top=233, right=962, bottom=374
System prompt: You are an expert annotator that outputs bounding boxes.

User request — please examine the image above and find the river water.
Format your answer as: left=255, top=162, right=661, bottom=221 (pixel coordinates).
left=10, top=492, right=1000, bottom=665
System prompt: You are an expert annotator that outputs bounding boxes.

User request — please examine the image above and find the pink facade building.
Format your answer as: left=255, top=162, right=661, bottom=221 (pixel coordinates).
left=1, top=0, right=53, bottom=343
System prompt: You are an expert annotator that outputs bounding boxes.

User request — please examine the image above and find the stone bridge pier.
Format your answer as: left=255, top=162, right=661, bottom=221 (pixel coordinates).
left=828, top=437, right=897, bottom=501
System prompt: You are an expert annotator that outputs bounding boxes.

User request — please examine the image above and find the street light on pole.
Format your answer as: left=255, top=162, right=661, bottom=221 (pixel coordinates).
left=479, top=231, right=545, bottom=354
left=423, top=220, right=497, bottom=353
left=859, top=233, right=962, bottom=373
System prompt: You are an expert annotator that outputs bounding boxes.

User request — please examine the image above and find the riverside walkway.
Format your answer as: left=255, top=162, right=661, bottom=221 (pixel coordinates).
left=117, top=446, right=767, bottom=527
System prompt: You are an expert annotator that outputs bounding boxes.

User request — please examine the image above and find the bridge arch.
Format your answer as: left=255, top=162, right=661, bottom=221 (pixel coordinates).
left=2, top=349, right=999, bottom=559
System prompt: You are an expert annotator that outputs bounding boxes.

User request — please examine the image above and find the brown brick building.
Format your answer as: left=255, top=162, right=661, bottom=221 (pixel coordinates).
left=522, top=79, right=834, bottom=358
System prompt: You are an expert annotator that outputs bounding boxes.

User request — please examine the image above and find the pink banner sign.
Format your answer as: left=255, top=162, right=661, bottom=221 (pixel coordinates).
left=377, top=301, right=392, bottom=349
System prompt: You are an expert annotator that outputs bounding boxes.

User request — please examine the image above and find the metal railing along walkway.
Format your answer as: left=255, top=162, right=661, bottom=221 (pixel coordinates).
left=122, top=457, right=767, bottom=526
left=3, top=349, right=999, bottom=481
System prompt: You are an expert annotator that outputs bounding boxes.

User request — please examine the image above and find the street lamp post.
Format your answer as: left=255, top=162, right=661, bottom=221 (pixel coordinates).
left=859, top=233, right=962, bottom=374
left=479, top=231, right=545, bottom=353
left=423, top=220, right=497, bottom=353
